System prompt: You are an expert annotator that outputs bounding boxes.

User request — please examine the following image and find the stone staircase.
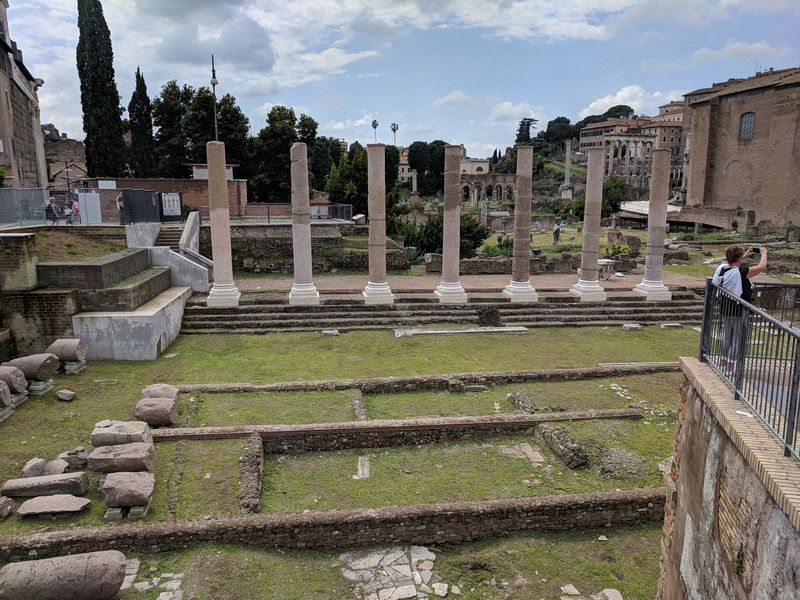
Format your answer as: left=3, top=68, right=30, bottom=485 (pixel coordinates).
left=154, top=226, right=183, bottom=251
left=181, top=291, right=705, bottom=334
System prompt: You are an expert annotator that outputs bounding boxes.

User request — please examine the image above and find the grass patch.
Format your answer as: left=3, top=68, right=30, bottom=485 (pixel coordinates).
left=195, top=390, right=355, bottom=426
left=34, top=230, right=123, bottom=262
left=172, top=439, right=243, bottom=519
left=365, top=372, right=684, bottom=420
left=664, top=263, right=717, bottom=278
left=261, top=424, right=669, bottom=513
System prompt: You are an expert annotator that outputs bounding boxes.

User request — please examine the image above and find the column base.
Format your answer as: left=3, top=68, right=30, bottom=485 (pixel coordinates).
left=289, top=282, right=320, bottom=306
left=362, top=281, right=394, bottom=305
left=434, top=281, right=468, bottom=304
left=502, top=280, right=539, bottom=303
left=207, top=282, right=241, bottom=307
left=633, top=281, right=672, bottom=302
left=569, top=279, right=607, bottom=302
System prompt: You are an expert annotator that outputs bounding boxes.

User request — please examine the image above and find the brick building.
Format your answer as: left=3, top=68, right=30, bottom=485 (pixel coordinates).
left=41, top=123, right=88, bottom=187
left=683, top=67, right=800, bottom=229
left=0, top=0, right=47, bottom=188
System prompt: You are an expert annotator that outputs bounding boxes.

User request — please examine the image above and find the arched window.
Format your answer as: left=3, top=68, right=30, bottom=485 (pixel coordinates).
left=475, top=167, right=483, bottom=172
left=739, top=112, right=755, bottom=140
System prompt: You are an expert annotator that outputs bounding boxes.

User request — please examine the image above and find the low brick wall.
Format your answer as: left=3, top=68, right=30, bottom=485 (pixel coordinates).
left=178, top=363, right=679, bottom=395
left=77, top=267, right=171, bottom=311
left=0, top=289, right=79, bottom=354
left=0, top=488, right=666, bottom=560
left=37, top=248, right=150, bottom=289
left=151, top=409, right=642, bottom=448
left=0, top=234, right=37, bottom=291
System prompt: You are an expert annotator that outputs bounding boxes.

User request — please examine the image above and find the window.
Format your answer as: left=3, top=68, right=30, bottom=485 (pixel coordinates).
left=739, top=112, right=755, bottom=140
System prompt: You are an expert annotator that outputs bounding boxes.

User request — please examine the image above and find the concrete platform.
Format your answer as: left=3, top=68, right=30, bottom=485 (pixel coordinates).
left=73, top=287, right=192, bottom=360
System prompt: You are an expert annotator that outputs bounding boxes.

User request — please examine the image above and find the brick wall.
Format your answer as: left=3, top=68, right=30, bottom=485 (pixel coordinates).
left=0, top=234, right=37, bottom=291
left=0, top=289, right=79, bottom=354
left=78, top=267, right=170, bottom=311
left=37, top=249, right=150, bottom=289
left=86, top=178, right=247, bottom=220
left=0, top=488, right=666, bottom=560
left=9, top=84, right=40, bottom=188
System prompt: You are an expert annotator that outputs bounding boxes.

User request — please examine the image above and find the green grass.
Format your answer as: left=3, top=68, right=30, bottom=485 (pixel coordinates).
left=195, top=390, right=355, bottom=426
left=365, top=372, right=684, bottom=420
left=664, top=263, right=717, bottom=278
left=261, top=421, right=671, bottom=513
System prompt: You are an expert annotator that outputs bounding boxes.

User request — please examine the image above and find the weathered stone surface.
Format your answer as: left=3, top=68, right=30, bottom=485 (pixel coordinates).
left=1, top=472, right=89, bottom=497
left=622, top=323, right=643, bottom=331
left=134, top=397, right=177, bottom=427
left=2, top=354, right=60, bottom=382
left=55, top=389, right=76, bottom=402
left=101, top=472, right=155, bottom=507
left=90, top=421, right=152, bottom=447
left=238, top=433, right=263, bottom=514
left=536, top=424, right=588, bottom=468
left=0, top=550, right=126, bottom=600
left=0, top=366, right=28, bottom=394
left=0, top=382, right=10, bottom=408
left=0, top=497, right=14, bottom=520
left=45, top=338, right=87, bottom=363
left=42, top=459, right=69, bottom=476
left=17, top=494, right=91, bottom=517
left=57, top=447, right=89, bottom=470
left=141, top=383, right=179, bottom=400
left=21, top=458, right=46, bottom=478
left=600, top=447, right=646, bottom=478
left=88, top=443, right=156, bottom=473
left=506, top=391, right=537, bottom=412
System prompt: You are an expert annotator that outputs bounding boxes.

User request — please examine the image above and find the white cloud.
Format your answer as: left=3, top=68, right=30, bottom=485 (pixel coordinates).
left=578, top=85, right=683, bottom=119
left=324, top=120, right=346, bottom=131
left=433, top=90, right=477, bottom=108
left=692, top=39, right=792, bottom=63
left=485, top=101, right=541, bottom=124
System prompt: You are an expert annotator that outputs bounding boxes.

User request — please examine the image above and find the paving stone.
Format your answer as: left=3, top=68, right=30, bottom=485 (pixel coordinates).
left=420, top=570, right=432, bottom=584
left=380, top=548, right=406, bottom=567
left=341, top=568, right=361, bottom=582
left=17, top=494, right=90, bottom=516
left=622, top=323, right=642, bottom=331
left=121, top=574, right=136, bottom=590
left=160, top=579, right=181, bottom=591
left=322, top=329, right=340, bottom=336
left=419, top=584, right=433, bottom=594
left=561, top=583, right=581, bottom=595
left=433, top=582, right=448, bottom=596
left=357, top=455, right=371, bottom=479
left=134, top=581, right=153, bottom=591
left=418, top=560, right=434, bottom=571
left=410, top=546, right=435, bottom=562
left=387, top=564, right=413, bottom=581
left=659, top=323, right=683, bottom=329
left=125, top=558, right=140, bottom=575
left=451, top=585, right=461, bottom=595
left=340, top=549, right=387, bottom=570
left=595, top=589, right=624, bottom=600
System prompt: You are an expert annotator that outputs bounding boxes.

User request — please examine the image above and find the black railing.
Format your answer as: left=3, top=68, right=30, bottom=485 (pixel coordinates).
left=752, top=282, right=800, bottom=330
left=700, top=279, right=800, bottom=460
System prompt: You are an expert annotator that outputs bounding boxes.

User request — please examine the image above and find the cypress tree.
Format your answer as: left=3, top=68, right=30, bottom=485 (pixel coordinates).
left=76, top=0, right=126, bottom=177
left=127, top=67, right=156, bottom=177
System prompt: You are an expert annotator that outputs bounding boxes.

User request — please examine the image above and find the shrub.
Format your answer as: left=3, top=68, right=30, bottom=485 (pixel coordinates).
left=603, top=243, right=630, bottom=258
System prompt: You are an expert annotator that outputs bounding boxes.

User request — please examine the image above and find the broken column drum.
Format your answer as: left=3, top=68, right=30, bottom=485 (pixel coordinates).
left=434, top=145, right=468, bottom=303
left=503, top=144, right=538, bottom=303
left=634, top=148, right=673, bottom=301
left=205, top=141, right=241, bottom=307
left=363, top=143, right=394, bottom=305
left=288, top=142, right=320, bottom=305
left=569, top=146, right=607, bottom=302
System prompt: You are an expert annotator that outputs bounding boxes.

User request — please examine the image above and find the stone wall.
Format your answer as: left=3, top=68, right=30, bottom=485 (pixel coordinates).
left=77, top=267, right=170, bottom=311
left=36, top=249, right=149, bottom=289
left=0, top=488, right=666, bottom=560
left=0, top=289, right=79, bottom=354
left=0, top=234, right=37, bottom=291
left=657, top=359, right=800, bottom=599
left=9, top=84, right=40, bottom=188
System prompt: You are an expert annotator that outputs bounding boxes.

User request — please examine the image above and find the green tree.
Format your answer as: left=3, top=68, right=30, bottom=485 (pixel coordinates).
left=515, top=118, right=537, bottom=145
left=324, top=144, right=368, bottom=215
left=348, top=140, right=364, bottom=162
left=183, top=87, right=217, bottom=163
left=76, top=0, right=126, bottom=177
left=604, top=104, right=635, bottom=119
left=251, top=105, right=298, bottom=202
left=602, top=176, right=631, bottom=217
left=309, top=136, right=342, bottom=190
left=542, top=116, right=576, bottom=144
left=297, top=114, right=318, bottom=147
left=127, top=68, right=156, bottom=177
left=385, top=144, right=400, bottom=189
left=216, top=93, right=250, bottom=177
left=426, top=139, right=447, bottom=192
left=153, top=80, right=194, bottom=178
left=0, top=165, right=5, bottom=188
left=407, top=141, right=430, bottom=176
left=399, top=214, right=489, bottom=257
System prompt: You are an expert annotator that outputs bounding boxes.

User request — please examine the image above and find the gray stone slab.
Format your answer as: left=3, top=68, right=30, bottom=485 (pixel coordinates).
left=17, top=494, right=90, bottom=516
left=102, top=472, right=155, bottom=507
left=91, top=420, right=153, bottom=446
left=1, top=472, right=89, bottom=497
left=88, top=443, right=156, bottom=473
left=395, top=326, right=528, bottom=338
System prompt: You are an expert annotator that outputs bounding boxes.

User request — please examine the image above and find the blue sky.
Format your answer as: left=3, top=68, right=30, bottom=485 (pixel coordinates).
left=7, top=0, right=800, bottom=158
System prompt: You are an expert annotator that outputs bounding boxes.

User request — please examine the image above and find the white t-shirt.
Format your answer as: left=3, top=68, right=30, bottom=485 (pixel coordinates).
left=712, top=263, right=743, bottom=297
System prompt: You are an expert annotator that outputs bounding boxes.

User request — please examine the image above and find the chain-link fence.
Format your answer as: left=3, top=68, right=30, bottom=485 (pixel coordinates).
left=0, top=188, right=48, bottom=228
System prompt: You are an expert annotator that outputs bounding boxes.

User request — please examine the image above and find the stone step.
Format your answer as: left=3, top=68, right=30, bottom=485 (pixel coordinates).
left=80, top=266, right=172, bottom=312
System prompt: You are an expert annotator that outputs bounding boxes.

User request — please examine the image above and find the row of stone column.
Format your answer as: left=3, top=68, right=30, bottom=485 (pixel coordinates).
left=606, top=139, right=653, bottom=177
left=202, top=139, right=673, bottom=308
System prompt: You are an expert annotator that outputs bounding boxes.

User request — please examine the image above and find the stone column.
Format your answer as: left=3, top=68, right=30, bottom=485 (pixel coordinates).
left=288, top=142, right=320, bottom=305
left=503, top=145, right=538, bottom=303
left=205, top=141, right=241, bottom=307
left=563, top=139, right=572, bottom=186
left=363, top=144, right=394, bottom=305
left=624, top=141, right=632, bottom=176
left=634, top=148, right=672, bottom=301
left=570, top=146, right=607, bottom=302
left=434, top=145, right=468, bottom=303
left=606, top=141, right=614, bottom=176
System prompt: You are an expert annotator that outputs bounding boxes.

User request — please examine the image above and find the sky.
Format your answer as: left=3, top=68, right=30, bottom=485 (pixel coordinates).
left=7, top=0, right=800, bottom=158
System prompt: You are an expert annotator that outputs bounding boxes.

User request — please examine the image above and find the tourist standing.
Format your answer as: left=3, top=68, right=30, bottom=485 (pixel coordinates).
left=552, top=221, right=562, bottom=245
left=71, top=197, right=81, bottom=224
left=116, top=193, right=125, bottom=225
left=45, top=197, right=59, bottom=225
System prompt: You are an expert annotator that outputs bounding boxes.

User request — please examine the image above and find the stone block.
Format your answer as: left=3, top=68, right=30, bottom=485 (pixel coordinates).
left=622, top=323, right=643, bottom=331
left=91, top=420, right=152, bottom=446
left=1, top=472, right=89, bottom=497
left=536, top=423, right=588, bottom=469
left=0, top=381, right=10, bottom=408
left=28, top=379, right=54, bottom=396
left=0, top=496, right=14, bottom=520
left=141, top=383, right=179, bottom=400
left=21, top=458, right=46, bottom=478
left=0, top=550, right=126, bottom=600
left=134, top=397, right=178, bottom=427
left=88, top=443, right=156, bottom=473
left=506, top=391, right=537, bottom=412
left=55, top=389, right=76, bottom=402
left=101, top=472, right=155, bottom=507
left=42, top=459, right=69, bottom=476
left=57, top=447, right=89, bottom=470
left=16, top=494, right=91, bottom=517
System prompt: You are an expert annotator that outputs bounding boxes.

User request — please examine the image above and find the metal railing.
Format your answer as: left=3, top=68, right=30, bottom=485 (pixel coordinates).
left=0, top=188, right=48, bottom=227
left=752, top=282, right=800, bottom=330
left=700, top=279, right=800, bottom=459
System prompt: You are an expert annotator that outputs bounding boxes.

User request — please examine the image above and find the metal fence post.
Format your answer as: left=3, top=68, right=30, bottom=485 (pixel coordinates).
left=699, top=278, right=714, bottom=362
left=785, top=342, right=800, bottom=457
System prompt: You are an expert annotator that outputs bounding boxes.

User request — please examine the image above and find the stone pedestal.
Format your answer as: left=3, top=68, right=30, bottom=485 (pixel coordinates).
left=435, top=145, right=468, bottom=304
left=504, top=145, right=538, bottom=303
left=635, top=148, right=672, bottom=301
left=288, top=142, right=320, bottom=306
left=363, top=144, right=394, bottom=305
left=570, top=146, right=607, bottom=302
left=205, top=141, right=240, bottom=307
